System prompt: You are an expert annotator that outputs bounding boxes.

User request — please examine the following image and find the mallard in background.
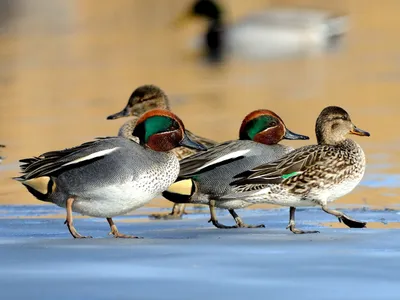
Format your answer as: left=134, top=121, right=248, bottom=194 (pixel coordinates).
left=107, top=85, right=217, bottom=219
left=222, top=106, right=370, bottom=234
left=0, top=144, right=4, bottom=163
left=14, top=109, right=206, bottom=238
left=163, top=109, right=309, bottom=228
left=175, top=0, right=348, bottom=62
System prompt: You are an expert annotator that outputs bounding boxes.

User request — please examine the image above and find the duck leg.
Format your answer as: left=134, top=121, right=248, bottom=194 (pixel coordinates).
left=208, top=200, right=238, bottom=229
left=229, top=209, right=265, bottom=228
left=149, top=203, right=187, bottom=220
left=171, top=203, right=187, bottom=216
left=286, top=207, right=320, bottom=234
left=64, top=197, right=92, bottom=239
left=106, top=218, right=141, bottom=238
left=321, top=205, right=367, bottom=228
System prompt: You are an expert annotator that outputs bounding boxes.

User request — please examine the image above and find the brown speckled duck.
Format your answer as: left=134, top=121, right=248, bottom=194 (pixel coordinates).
left=163, top=109, right=309, bottom=229
left=222, top=106, right=370, bottom=234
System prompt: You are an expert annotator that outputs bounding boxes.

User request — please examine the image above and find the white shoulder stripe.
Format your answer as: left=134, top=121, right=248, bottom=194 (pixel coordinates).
left=196, top=149, right=251, bottom=172
left=62, top=147, right=120, bottom=167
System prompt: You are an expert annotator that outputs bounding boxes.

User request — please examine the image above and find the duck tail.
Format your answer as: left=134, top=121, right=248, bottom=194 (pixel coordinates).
left=14, top=176, right=56, bottom=202
left=162, top=179, right=196, bottom=204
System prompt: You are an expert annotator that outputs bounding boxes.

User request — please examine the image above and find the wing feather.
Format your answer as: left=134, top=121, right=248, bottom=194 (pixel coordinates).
left=178, top=140, right=247, bottom=177
left=230, top=145, right=332, bottom=186
left=16, top=137, right=125, bottom=180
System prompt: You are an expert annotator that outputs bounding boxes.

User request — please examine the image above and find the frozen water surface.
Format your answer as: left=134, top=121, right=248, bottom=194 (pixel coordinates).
left=0, top=205, right=399, bottom=300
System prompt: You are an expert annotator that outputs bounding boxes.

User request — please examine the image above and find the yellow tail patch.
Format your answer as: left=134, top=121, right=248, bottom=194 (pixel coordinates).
left=166, top=179, right=194, bottom=196
left=23, top=176, right=55, bottom=195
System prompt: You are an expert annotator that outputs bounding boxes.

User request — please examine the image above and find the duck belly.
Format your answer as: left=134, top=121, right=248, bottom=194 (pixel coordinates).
left=242, top=191, right=317, bottom=207
left=228, top=25, right=328, bottom=59
left=72, top=182, right=161, bottom=218
left=71, top=170, right=179, bottom=218
left=238, top=165, right=364, bottom=207
left=216, top=199, right=252, bottom=210
left=230, top=185, right=319, bottom=207
left=316, top=176, right=364, bottom=205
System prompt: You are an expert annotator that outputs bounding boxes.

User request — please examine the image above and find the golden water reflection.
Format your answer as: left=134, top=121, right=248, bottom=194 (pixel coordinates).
left=0, top=0, right=399, bottom=210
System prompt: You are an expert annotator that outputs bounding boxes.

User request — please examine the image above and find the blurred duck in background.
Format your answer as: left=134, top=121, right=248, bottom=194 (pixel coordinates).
left=0, top=145, right=5, bottom=163
left=107, top=85, right=217, bottom=219
left=163, top=109, right=309, bottom=229
left=174, top=0, right=348, bottom=62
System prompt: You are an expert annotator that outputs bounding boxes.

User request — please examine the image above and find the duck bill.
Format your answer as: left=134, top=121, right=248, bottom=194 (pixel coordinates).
left=179, top=132, right=207, bottom=151
left=350, top=126, right=370, bottom=137
left=107, top=108, right=130, bottom=120
left=283, top=128, right=310, bottom=140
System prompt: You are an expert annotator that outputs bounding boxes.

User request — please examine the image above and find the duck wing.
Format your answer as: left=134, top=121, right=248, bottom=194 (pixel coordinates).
left=178, top=140, right=252, bottom=177
left=15, top=137, right=126, bottom=180
left=229, top=144, right=335, bottom=191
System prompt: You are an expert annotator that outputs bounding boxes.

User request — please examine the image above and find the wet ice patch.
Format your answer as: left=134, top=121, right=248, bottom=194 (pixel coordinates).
left=361, top=173, right=400, bottom=188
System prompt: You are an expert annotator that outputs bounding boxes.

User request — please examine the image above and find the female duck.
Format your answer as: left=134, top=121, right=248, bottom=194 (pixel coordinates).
left=14, top=109, right=206, bottom=238
left=223, top=106, right=370, bottom=234
left=163, top=109, right=309, bottom=228
left=176, top=0, right=348, bottom=61
left=107, top=84, right=217, bottom=219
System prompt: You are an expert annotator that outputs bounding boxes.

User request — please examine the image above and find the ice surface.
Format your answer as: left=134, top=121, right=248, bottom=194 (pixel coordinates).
left=0, top=206, right=399, bottom=300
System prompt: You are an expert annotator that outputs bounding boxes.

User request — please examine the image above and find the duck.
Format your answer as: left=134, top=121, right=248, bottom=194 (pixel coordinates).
left=175, top=0, right=348, bottom=62
left=14, top=109, right=206, bottom=239
left=162, top=109, right=309, bottom=228
left=221, top=106, right=370, bottom=234
left=0, top=144, right=4, bottom=163
left=107, top=84, right=217, bottom=220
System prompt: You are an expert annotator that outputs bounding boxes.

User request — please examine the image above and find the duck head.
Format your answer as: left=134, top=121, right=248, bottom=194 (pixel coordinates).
left=175, top=0, right=222, bottom=24
left=239, top=109, right=309, bottom=144
left=107, top=85, right=170, bottom=120
left=315, top=106, right=370, bottom=145
left=174, top=1, right=225, bottom=62
left=132, top=109, right=207, bottom=152
left=191, top=0, right=222, bottom=20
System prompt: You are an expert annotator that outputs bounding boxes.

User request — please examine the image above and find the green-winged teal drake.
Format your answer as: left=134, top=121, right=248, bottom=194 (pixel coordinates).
left=163, top=109, right=309, bottom=228
left=107, top=84, right=217, bottom=220
left=14, top=109, right=206, bottom=238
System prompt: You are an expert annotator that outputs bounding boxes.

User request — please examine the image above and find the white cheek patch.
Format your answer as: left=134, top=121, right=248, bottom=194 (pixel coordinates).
left=62, top=147, right=120, bottom=167
left=196, top=149, right=251, bottom=172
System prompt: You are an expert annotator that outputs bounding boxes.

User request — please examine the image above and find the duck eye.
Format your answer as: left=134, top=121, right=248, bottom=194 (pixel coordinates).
left=270, top=122, right=277, bottom=127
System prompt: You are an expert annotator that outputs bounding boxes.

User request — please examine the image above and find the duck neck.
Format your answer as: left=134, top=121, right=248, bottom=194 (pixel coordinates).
left=316, top=134, right=344, bottom=146
left=119, top=118, right=140, bottom=138
left=206, top=19, right=224, bottom=62
left=161, top=94, right=171, bottom=110
left=337, top=138, right=360, bottom=150
left=207, top=18, right=223, bottom=33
